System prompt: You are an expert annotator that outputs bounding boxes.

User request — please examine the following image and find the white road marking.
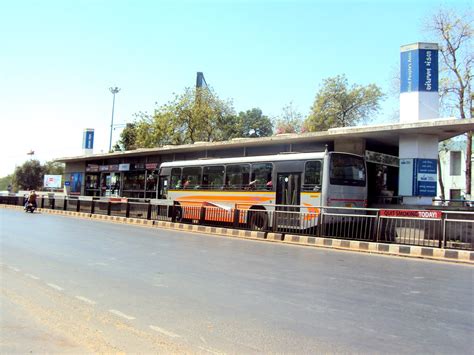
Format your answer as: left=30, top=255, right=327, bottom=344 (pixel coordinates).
left=149, top=325, right=181, bottom=338
left=153, top=283, right=168, bottom=288
left=25, top=274, right=40, bottom=280
left=8, top=266, right=20, bottom=272
left=200, top=336, right=207, bottom=344
left=410, top=290, right=421, bottom=294
left=47, top=283, right=64, bottom=291
left=109, top=309, right=136, bottom=320
left=197, top=346, right=222, bottom=354
left=413, top=276, right=424, bottom=279
left=88, top=262, right=108, bottom=266
left=150, top=325, right=181, bottom=338
left=75, top=296, right=96, bottom=305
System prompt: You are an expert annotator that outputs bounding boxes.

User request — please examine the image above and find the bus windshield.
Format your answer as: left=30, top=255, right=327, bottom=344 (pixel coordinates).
left=329, top=153, right=366, bottom=187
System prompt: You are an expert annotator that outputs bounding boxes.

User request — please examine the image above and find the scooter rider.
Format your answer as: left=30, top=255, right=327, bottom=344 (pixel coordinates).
left=25, top=190, right=37, bottom=210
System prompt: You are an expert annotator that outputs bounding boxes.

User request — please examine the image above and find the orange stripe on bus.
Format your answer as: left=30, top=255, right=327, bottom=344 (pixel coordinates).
left=176, top=196, right=273, bottom=203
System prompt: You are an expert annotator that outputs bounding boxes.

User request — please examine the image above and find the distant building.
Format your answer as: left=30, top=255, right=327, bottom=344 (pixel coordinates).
left=196, top=72, right=208, bottom=89
left=438, top=141, right=474, bottom=202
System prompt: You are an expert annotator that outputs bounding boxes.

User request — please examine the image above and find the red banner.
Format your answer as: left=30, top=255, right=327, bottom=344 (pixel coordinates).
left=379, top=210, right=442, bottom=219
left=146, top=163, right=158, bottom=170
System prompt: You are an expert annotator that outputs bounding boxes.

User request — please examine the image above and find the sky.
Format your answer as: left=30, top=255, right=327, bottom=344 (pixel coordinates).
left=0, top=0, right=470, bottom=177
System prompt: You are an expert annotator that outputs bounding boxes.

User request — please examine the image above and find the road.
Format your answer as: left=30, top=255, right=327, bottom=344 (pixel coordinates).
left=1, top=208, right=473, bottom=353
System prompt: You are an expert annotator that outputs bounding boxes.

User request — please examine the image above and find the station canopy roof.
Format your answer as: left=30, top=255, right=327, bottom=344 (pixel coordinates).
left=56, top=118, right=474, bottom=163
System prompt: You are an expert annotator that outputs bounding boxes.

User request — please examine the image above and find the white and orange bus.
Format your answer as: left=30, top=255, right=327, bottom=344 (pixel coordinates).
left=157, top=151, right=367, bottom=230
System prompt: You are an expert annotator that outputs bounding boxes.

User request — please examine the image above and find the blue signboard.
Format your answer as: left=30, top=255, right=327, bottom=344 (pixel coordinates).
left=400, top=48, right=438, bottom=93
left=82, top=129, right=94, bottom=150
left=399, top=158, right=437, bottom=197
left=414, top=159, right=437, bottom=196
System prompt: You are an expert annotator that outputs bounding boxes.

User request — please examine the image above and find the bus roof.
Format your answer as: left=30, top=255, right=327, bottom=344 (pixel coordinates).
left=159, top=151, right=359, bottom=169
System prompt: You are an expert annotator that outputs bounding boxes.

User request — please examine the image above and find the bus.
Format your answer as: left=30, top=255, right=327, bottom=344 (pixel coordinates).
left=157, top=151, right=367, bottom=230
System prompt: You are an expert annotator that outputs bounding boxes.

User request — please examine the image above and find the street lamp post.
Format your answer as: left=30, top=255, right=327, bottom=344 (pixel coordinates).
left=109, top=87, right=121, bottom=152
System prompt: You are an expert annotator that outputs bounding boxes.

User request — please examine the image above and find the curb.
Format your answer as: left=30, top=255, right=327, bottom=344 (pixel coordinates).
left=2, top=204, right=473, bottom=265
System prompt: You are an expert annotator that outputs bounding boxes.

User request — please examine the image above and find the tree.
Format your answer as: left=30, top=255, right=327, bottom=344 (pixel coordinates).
left=114, top=123, right=138, bottom=151
left=116, top=87, right=236, bottom=148
left=305, top=75, right=384, bottom=131
left=425, top=9, right=472, bottom=197
left=224, top=108, right=273, bottom=138
left=274, top=102, right=304, bottom=134
left=43, top=160, right=65, bottom=176
left=12, top=159, right=44, bottom=191
left=0, top=174, right=13, bottom=191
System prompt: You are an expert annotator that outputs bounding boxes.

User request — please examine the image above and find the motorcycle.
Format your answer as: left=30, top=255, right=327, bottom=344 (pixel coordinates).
left=24, top=202, right=36, bottom=213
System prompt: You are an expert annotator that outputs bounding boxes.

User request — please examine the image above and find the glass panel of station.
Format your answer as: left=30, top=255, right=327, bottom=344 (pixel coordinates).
left=85, top=162, right=159, bottom=199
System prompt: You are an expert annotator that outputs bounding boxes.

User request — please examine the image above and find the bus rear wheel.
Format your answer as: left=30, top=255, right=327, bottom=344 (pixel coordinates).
left=249, top=211, right=268, bottom=231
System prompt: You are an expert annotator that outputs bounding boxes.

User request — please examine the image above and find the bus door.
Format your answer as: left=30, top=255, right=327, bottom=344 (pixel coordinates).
left=158, top=176, right=169, bottom=199
left=275, top=173, right=301, bottom=228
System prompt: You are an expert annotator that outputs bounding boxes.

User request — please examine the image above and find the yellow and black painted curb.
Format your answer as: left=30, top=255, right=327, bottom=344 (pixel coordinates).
left=2, top=204, right=472, bottom=265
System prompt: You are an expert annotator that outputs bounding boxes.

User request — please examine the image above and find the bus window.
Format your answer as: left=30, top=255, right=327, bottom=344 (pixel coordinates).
left=202, top=166, right=224, bottom=190
left=329, top=154, right=366, bottom=187
left=303, top=160, right=322, bottom=191
left=250, top=163, right=273, bottom=190
left=171, top=168, right=182, bottom=189
left=225, top=164, right=250, bottom=190
left=182, top=167, right=202, bottom=189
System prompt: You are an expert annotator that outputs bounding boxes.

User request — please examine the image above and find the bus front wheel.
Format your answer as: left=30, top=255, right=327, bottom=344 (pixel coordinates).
left=249, top=211, right=268, bottom=231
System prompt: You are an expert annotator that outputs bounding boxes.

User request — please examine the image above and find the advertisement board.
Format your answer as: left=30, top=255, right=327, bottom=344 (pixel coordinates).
left=43, top=175, right=62, bottom=188
left=69, top=173, right=83, bottom=194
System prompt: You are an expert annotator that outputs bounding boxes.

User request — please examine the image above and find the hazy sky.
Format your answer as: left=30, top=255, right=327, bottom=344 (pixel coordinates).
left=0, top=0, right=470, bottom=176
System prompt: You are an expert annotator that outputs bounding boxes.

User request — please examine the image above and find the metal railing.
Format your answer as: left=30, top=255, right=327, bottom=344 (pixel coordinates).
left=1, top=195, right=472, bottom=251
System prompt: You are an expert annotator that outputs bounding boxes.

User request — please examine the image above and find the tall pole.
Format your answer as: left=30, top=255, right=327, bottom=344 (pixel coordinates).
left=109, top=87, right=121, bottom=152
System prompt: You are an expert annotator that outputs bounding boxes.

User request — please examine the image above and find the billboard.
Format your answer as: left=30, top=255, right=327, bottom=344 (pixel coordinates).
left=400, top=43, right=438, bottom=93
left=43, top=175, right=62, bottom=188
left=69, top=172, right=83, bottom=194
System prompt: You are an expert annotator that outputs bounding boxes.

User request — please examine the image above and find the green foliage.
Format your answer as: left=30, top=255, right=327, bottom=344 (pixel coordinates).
left=0, top=174, right=13, bottom=191
left=13, top=159, right=44, bottom=191
left=43, top=160, right=65, bottom=176
left=8, top=160, right=64, bottom=191
left=225, top=108, right=274, bottom=138
left=274, top=102, right=304, bottom=134
left=116, top=87, right=237, bottom=148
left=114, top=123, right=138, bottom=151
left=305, top=75, right=384, bottom=131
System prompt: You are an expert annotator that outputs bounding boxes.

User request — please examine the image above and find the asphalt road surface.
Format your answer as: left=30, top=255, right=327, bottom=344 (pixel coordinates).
left=1, top=208, right=473, bottom=353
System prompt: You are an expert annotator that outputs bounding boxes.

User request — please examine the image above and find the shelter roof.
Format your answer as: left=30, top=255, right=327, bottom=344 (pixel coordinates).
left=56, top=118, right=474, bottom=163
